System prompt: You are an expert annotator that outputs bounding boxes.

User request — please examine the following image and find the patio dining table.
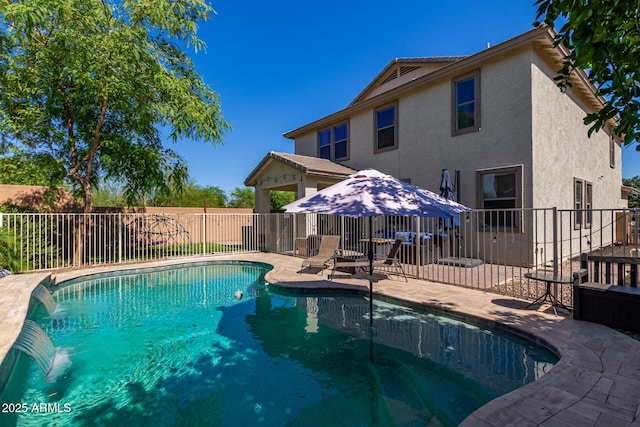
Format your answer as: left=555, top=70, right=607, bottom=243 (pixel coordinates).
left=360, top=238, right=395, bottom=258
left=524, top=271, right=572, bottom=316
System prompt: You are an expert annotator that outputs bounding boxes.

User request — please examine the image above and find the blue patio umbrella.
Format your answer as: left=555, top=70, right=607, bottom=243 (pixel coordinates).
left=283, top=169, right=470, bottom=324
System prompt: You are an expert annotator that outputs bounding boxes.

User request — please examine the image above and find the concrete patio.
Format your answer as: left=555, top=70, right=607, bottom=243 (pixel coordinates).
left=2, top=253, right=640, bottom=426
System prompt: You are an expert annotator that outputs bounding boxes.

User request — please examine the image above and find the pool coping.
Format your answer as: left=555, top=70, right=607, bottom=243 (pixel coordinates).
left=2, top=253, right=640, bottom=426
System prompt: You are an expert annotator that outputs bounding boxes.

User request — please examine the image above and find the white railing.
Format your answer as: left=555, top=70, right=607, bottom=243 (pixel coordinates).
left=3, top=208, right=639, bottom=306
left=0, top=212, right=263, bottom=271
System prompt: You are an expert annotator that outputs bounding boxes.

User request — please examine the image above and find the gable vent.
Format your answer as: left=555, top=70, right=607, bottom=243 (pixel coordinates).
left=380, top=71, right=398, bottom=85
left=399, top=65, right=420, bottom=76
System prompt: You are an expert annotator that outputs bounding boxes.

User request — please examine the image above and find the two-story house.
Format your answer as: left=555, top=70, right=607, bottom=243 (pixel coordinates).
left=245, top=25, right=628, bottom=265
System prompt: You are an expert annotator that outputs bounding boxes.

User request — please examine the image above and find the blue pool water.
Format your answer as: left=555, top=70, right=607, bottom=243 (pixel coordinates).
left=1, top=261, right=557, bottom=426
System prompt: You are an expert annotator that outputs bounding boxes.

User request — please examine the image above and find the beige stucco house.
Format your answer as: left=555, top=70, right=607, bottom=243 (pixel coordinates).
left=246, top=25, right=629, bottom=265
left=281, top=25, right=625, bottom=211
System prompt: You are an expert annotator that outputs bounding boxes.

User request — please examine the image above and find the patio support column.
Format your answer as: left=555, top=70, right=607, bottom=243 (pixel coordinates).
left=255, top=188, right=270, bottom=214
left=297, top=178, right=319, bottom=238
left=297, top=177, right=318, bottom=199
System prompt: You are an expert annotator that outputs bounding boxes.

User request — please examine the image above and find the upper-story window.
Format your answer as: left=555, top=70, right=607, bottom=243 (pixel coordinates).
left=318, top=122, right=349, bottom=161
left=318, top=129, right=331, bottom=159
left=452, top=70, right=481, bottom=135
left=334, top=123, right=348, bottom=159
left=375, top=103, right=397, bottom=152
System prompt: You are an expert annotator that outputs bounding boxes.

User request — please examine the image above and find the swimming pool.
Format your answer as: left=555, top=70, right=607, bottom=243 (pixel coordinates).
left=0, top=261, right=557, bottom=426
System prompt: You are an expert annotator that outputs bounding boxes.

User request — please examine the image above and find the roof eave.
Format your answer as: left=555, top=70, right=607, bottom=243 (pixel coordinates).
left=244, top=152, right=356, bottom=186
left=244, top=152, right=296, bottom=187
left=349, top=56, right=467, bottom=105
left=283, top=25, right=608, bottom=140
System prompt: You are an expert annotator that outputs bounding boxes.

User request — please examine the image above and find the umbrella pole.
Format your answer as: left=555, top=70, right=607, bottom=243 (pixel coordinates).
left=368, top=217, right=373, bottom=325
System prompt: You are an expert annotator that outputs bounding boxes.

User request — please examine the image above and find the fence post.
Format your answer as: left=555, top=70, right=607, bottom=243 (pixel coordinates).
left=293, top=213, right=297, bottom=254
left=276, top=214, right=281, bottom=253
left=118, top=213, right=122, bottom=264
left=552, top=207, right=558, bottom=277
left=622, top=208, right=628, bottom=249
left=202, top=213, right=206, bottom=256
left=414, top=216, right=421, bottom=271
left=340, top=216, right=344, bottom=254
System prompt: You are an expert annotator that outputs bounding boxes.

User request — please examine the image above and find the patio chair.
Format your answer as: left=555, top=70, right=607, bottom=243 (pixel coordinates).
left=373, top=236, right=408, bottom=282
left=300, top=235, right=341, bottom=273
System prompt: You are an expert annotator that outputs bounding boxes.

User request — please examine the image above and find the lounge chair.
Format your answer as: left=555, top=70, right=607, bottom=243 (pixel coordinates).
left=372, top=236, right=408, bottom=282
left=301, top=235, right=341, bottom=273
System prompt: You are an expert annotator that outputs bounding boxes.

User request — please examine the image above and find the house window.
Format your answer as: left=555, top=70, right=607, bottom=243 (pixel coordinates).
left=334, top=123, right=348, bottom=159
left=574, top=178, right=583, bottom=229
left=476, top=165, right=522, bottom=230
left=375, top=103, right=397, bottom=151
left=610, top=135, right=615, bottom=168
left=452, top=70, right=481, bottom=135
left=318, top=129, right=331, bottom=160
left=574, top=178, right=593, bottom=229
left=317, top=122, right=349, bottom=161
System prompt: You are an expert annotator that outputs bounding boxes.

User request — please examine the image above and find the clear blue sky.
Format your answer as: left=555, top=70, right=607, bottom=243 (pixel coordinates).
left=169, top=0, right=639, bottom=194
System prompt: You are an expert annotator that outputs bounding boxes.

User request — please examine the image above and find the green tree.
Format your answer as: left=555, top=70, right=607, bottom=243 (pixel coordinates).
left=270, top=191, right=295, bottom=211
left=226, top=188, right=293, bottom=211
left=535, top=1, right=640, bottom=147
left=0, top=150, right=70, bottom=210
left=0, top=151, right=66, bottom=187
left=0, top=227, right=20, bottom=271
left=93, top=179, right=126, bottom=207
left=150, top=181, right=227, bottom=208
left=0, top=0, right=229, bottom=214
left=228, top=187, right=255, bottom=209
left=624, top=176, right=640, bottom=209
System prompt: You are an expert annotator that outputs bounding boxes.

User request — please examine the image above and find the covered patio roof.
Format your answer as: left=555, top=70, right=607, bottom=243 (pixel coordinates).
left=244, top=151, right=356, bottom=212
